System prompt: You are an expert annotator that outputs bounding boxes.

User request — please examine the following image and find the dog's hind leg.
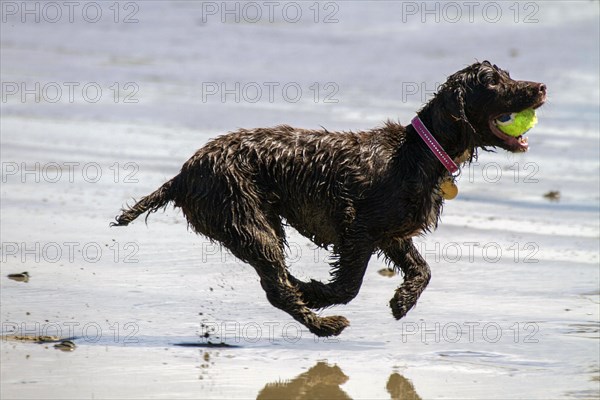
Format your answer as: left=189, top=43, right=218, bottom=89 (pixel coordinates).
left=223, top=214, right=350, bottom=337
left=381, top=238, right=431, bottom=320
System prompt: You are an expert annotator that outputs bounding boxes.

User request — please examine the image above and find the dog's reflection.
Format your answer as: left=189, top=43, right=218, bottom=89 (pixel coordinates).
left=386, top=372, right=421, bottom=400
left=257, top=361, right=420, bottom=400
left=257, top=361, right=350, bottom=400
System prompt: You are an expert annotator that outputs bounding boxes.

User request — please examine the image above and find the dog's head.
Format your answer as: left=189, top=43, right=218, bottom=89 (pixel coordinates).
left=425, top=61, right=546, bottom=155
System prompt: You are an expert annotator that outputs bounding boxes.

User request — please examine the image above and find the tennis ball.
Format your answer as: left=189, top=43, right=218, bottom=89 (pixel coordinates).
left=494, top=108, right=537, bottom=137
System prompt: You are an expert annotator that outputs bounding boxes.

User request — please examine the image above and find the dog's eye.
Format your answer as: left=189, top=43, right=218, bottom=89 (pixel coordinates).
left=478, top=69, right=498, bottom=87
left=481, top=74, right=497, bottom=87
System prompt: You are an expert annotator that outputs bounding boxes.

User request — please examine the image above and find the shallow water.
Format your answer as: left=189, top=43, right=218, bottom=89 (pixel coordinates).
left=1, top=1, right=599, bottom=399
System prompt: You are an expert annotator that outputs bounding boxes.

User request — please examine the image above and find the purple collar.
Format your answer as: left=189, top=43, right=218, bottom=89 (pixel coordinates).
left=411, top=116, right=459, bottom=174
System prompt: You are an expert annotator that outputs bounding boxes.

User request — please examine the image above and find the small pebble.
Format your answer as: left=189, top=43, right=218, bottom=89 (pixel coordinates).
left=7, top=272, right=29, bottom=283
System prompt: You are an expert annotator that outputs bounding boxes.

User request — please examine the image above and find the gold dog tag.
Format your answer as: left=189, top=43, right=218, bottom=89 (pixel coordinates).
left=440, top=177, right=458, bottom=200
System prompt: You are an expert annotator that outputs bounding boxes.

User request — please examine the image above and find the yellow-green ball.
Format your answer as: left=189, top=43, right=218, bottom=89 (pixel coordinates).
left=495, top=109, right=537, bottom=137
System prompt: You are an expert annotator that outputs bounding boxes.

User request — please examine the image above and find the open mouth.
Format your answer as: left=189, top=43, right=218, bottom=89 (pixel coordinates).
left=489, top=98, right=545, bottom=153
left=489, top=116, right=529, bottom=152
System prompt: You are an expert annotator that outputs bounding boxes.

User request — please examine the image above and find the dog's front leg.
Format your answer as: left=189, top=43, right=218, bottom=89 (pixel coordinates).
left=382, top=238, right=431, bottom=319
left=291, top=238, right=374, bottom=309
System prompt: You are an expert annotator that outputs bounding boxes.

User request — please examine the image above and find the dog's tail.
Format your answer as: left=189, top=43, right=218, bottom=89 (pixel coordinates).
left=110, top=178, right=177, bottom=227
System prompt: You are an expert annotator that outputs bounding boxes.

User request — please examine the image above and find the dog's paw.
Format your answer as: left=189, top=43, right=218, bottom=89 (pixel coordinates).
left=390, top=298, right=410, bottom=320
left=309, top=316, right=349, bottom=337
left=294, top=279, right=338, bottom=310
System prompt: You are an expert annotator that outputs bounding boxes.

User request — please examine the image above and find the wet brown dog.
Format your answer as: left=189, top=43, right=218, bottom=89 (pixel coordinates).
left=112, top=61, right=546, bottom=337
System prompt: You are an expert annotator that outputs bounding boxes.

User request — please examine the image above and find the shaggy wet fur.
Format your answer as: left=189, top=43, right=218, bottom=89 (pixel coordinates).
left=112, top=61, right=546, bottom=337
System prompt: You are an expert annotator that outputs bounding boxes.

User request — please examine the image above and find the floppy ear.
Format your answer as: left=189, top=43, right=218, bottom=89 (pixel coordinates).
left=428, top=83, right=480, bottom=160
left=446, top=86, right=477, bottom=137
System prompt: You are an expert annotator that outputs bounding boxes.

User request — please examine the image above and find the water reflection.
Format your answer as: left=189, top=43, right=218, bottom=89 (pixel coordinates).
left=257, top=361, right=421, bottom=400
left=386, top=372, right=421, bottom=400
left=257, top=361, right=350, bottom=399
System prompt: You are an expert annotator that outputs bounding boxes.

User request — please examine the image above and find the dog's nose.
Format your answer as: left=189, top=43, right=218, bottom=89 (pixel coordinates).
left=539, top=83, right=547, bottom=94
